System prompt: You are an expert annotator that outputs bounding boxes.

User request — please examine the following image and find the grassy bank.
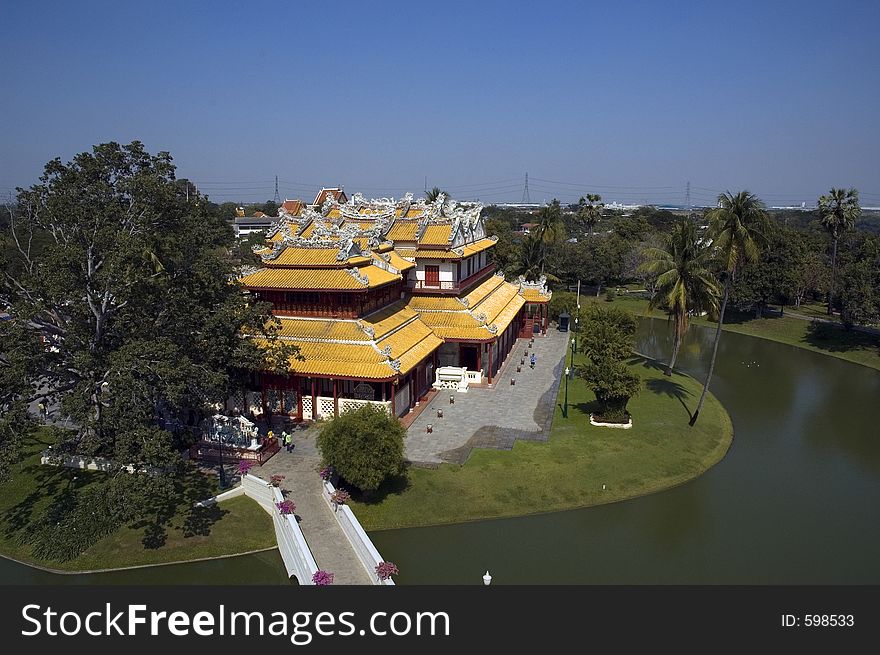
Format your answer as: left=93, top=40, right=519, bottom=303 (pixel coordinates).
left=0, top=431, right=276, bottom=572
left=571, top=292, right=880, bottom=372
left=351, top=355, right=733, bottom=531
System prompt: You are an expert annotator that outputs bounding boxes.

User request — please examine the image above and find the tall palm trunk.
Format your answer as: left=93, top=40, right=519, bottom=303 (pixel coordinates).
left=666, top=335, right=681, bottom=376
left=690, top=278, right=729, bottom=426
left=666, top=313, right=683, bottom=376
left=827, top=236, right=838, bottom=315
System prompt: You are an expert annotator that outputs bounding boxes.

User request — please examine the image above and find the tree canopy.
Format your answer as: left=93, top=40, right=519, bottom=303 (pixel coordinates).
left=317, top=404, right=406, bottom=493
left=0, top=141, right=294, bottom=476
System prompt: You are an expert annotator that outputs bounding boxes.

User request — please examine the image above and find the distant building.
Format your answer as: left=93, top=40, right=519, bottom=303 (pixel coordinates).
left=234, top=215, right=275, bottom=237
left=280, top=199, right=305, bottom=216
left=312, top=187, right=348, bottom=208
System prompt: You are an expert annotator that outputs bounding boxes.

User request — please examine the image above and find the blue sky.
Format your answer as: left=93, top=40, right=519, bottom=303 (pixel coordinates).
left=2, top=0, right=878, bottom=206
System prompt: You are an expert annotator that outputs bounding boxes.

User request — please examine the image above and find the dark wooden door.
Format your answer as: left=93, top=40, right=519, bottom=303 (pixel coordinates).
left=425, top=265, right=440, bottom=287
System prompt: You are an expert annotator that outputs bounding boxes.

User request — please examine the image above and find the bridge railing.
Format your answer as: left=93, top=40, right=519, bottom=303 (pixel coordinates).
left=322, top=481, right=395, bottom=585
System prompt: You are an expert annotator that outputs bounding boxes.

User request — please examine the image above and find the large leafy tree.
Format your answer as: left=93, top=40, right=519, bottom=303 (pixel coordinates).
left=577, top=193, right=604, bottom=237
left=317, top=404, right=405, bottom=493
left=640, top=218, right=719, bottom=376
left=1, top=141, right=293, bottom=476
left=690, top=191, right=767, bottom=426
left=818, top=187, right=860, bottom=315
left=838, top=236, right=879, bottom=329
left=577, top=305, right=640, bottom=421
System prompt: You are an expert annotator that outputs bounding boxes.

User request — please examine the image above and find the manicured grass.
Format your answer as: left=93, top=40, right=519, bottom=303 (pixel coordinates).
left=589, top=294, right=880, bottom=372
left=0, top=431, right=276, bottom=572
left=350, top=356, right=733, bottom=530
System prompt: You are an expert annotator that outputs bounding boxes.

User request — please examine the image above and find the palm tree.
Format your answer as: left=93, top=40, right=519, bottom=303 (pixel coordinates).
left=534, top=199, right=565, bottom=276
left=690, top=191, right=767, bottom=426
left=640, top=218, right=720, bottom=376
left=578, top=193, right=603, bottom=237
left=818, top=187, right=860, bottom=315
left=425, top=186, right=446, bottom=203
left=517, top=233, right=544, bottom=280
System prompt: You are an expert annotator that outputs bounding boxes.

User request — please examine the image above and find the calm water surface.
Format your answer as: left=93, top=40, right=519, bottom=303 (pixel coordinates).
left=371, top=320, right=880, bottom=584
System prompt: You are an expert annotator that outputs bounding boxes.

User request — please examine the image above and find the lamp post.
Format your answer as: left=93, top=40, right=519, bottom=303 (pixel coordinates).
left=563, top=366, right=570, bottom=418
left=569, top=337, right=576, bottom=380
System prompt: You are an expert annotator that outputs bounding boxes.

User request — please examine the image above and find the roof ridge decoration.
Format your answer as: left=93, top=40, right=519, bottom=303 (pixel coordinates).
left=355, top=319, right=375, bottom=339
left=238, top=265, right=264, bottom=278
left=516, top=274, right=551, bottom=297
left=369, top=251, right=400, bottom=275
left=345, top=267, right=370, bottom=286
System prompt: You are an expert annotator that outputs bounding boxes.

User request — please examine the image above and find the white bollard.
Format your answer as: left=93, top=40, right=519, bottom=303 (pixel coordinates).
left=483, top=570, right=492, bottom=585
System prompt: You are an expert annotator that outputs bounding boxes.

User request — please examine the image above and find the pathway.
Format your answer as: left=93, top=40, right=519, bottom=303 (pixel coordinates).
left=253, top=425, right=372, bottom=585
left=404, top=330, right=569, bottom=465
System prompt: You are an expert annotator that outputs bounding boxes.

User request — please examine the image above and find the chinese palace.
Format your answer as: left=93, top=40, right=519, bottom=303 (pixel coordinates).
left=238, top=190, right=551, bottom=421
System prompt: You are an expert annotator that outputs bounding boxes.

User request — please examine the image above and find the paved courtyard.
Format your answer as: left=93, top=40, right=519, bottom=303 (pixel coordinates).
left=404, top=329, right=569, bottom=465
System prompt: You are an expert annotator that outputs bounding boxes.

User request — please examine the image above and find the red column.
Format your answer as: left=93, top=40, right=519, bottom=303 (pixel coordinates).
left=488, top=342, right=494, bottom=384
left=311, top=378, right=316, bottom=420
left=391, top=381, right=397, bottom=416
left=476, top=345, right=482, bottom=374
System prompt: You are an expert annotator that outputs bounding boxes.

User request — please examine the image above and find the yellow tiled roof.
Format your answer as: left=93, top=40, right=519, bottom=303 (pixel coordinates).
left=267, top=247, right=371, bottom=267
left=255, top=305, right=442, bottom=379
left=283, top=342, right=393, bottom=379
left=385, top=221, right=420, bottom=242
left=360, top=301, right=418, bottom=339
left=521, top=288, right=551, bottom=303
left=240, top=265, right=400, bottom=290
left=405, top=208, right=425, bottom=218
left=455, top=237, right=497, bottom=258
left=419, top=224, right=453, bottom=246
left=463, top=274, right=506, bottom=306
left=407, top=295, right=463, bottom=311
left=371, top=250, right=415, bottom=272
left=407, top=275, right=525, bottom=340
left=275, top=318, right=367, bottom=342
left=393, top=248, right=461, bottom=260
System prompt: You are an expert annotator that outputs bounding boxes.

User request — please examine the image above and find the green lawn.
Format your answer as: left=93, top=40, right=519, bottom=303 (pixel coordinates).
left=580, top=293, right=880, bottom=372
left=0, top=431, right=276, bottom=572
left=350, top=355, right=733, bottom=531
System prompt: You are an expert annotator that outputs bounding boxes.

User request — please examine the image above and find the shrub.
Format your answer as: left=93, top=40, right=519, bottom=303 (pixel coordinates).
left=316, top=405, right=405, bottom=493
left=604, top=288, right=616, bottom=302
left=237, top=460, right=254, bottom=476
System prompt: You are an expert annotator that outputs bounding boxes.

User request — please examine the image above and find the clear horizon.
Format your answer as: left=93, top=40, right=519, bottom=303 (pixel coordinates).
left=2, top=0, right=878, bottom=207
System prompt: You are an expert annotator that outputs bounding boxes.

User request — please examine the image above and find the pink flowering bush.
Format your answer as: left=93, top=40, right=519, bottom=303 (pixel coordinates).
left=318, top=466, right=334, bottom=481
left=269, top=474, right=285, bottom=487
left=237, top=460, right=254, bottom=475
left=312, top=570, right=334, bottom=586
left=330, top=489, right=350, bottom=505
left=276, top=500, right=296, bottom=515
left=375, top=561, right=399, bottom=581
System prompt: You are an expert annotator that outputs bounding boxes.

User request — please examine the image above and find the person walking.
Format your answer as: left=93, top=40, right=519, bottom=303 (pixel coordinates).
left=284, top=431, right=294, bottom=453
left=530, top=353, right=536, bottom=369
left=37, top=402, right=46, bottom=419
